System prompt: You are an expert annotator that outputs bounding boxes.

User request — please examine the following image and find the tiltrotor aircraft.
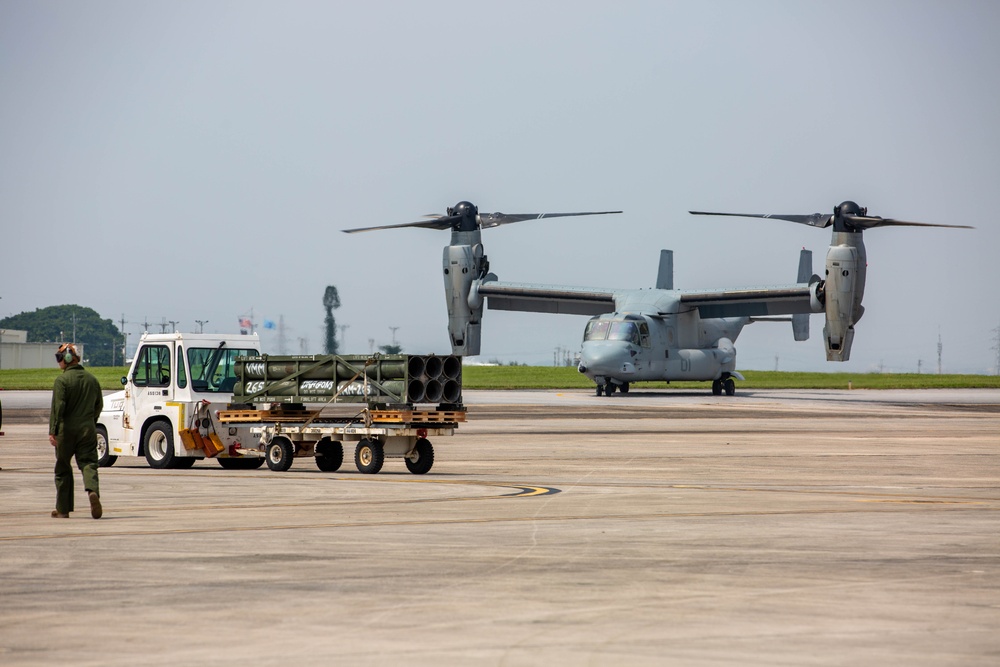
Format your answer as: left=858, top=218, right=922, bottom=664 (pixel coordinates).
left=344, top=200, right=970, bottom=396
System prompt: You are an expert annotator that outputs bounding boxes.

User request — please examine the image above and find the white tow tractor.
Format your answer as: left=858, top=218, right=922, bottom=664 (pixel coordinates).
left=97, top=332, right=265, bottom=469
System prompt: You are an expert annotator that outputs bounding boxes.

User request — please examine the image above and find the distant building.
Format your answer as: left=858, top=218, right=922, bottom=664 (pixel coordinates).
left=0, top=329, right=85, bottom=370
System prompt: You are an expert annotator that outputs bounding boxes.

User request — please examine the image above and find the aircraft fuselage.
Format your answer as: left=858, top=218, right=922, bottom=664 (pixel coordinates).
left=577, top=292, right=748, bottom=387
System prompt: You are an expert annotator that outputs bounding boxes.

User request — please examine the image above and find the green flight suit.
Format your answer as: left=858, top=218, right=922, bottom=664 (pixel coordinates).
left=50, top=364, right=104, bottom=514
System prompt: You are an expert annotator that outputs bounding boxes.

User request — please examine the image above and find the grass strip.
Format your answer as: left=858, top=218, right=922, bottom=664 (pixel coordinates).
left=2, top=366, right=998, bottom=391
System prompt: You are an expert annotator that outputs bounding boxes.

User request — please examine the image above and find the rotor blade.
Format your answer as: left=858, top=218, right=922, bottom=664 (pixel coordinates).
left=845, top=215, right=974, bottom=230
left=689, top=211, right=833, bottom=228
left=342, top=215, right=462, bottom=234
left=478, top=210, right=622, bottom=229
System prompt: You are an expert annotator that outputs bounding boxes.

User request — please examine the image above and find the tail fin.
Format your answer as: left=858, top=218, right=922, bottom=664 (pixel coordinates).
left=656, top=250, right=673, bottom=290
left=792, top=248, right=811, bottom=341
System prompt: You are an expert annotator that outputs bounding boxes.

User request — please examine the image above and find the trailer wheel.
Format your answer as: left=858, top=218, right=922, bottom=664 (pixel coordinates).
left=171, top=457, right=197, bottom=469
left=266, top=437, right=295, bottom=472
left=96, top=425, right=117, bottom=468
left=405, top=438, right=434, bottom=475
left=354, top=439, right=384, bottom=474
left=315, top=439, right=344, bottom=472
left=144, top=421, right=175, bottom=469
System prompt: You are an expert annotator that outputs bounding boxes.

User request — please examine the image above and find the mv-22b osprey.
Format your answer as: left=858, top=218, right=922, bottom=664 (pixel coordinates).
left=344, top=201, right=970, bottom=396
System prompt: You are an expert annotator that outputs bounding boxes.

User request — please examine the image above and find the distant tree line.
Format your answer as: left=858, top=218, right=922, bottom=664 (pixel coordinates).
left=0, top=305, right=123, bottom=367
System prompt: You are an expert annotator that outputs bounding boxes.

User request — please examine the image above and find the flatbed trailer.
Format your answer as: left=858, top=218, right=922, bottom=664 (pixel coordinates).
left=216, top=407, right=465, bottom=474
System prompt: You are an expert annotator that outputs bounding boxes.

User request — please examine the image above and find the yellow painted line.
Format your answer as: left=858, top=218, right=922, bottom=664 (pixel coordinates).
left=506, top=485, right=560, bottom=497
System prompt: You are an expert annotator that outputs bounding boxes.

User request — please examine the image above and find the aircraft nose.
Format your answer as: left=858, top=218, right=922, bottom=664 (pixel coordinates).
left=579, top=342, right=635, bottom=376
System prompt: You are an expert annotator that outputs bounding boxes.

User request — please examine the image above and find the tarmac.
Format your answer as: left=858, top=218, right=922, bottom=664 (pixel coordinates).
left=1, top=388, right=999, bottom=666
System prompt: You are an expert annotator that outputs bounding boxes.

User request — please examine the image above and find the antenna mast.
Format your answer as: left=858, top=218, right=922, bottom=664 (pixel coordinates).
left=277, top=315, right=287, bottom=354
left=937, top=332, right=943, bottom=375
left=992, top=320, right=1000, bottom=376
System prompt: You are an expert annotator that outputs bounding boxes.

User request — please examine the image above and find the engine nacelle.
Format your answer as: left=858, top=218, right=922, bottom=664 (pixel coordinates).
left=443, top=242, right=488, bottom=356
left=822, top=234, right=867, bottom=361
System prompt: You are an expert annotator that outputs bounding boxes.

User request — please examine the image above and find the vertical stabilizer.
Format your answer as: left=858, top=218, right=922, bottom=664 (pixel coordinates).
left=792, top=248, right=811, bottom=341
left=656, top=250, right=674, bottom=290
left=796, top=248, right=812, bottom=283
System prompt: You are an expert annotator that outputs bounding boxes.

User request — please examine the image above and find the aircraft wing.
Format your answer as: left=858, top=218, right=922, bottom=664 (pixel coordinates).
left=678, top=284, right=815, bottom=318
left=476, top=281, right=617, bottom=316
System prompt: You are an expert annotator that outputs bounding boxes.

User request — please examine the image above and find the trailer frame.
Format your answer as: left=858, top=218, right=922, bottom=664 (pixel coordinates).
left=217, top=408, right=463, bottom=474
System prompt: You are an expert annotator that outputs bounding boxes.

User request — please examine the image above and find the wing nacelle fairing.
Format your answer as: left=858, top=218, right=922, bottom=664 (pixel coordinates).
left=443, top=241, right=491, bottom=356
left=821, top=233, right=867, bottom=361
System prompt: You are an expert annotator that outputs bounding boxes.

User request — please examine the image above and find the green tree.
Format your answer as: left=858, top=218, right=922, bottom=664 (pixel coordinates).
left=379, top=344, right=403, bottom=355
left=323, top=286, right=341, bottom=354
left=0, top=305, right=123, bottom=367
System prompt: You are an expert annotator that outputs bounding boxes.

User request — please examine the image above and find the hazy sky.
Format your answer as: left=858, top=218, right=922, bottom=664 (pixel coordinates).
left=2, top=1, right=998, bottom=373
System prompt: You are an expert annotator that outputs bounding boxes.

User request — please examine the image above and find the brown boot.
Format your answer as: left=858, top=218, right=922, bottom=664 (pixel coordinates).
left=88, top=491, right=103, bottom=519
left=51, top=510, right=69, bottom=518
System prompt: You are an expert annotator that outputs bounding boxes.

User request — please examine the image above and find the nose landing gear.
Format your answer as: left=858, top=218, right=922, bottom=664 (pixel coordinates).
left=712, top=375, right=737, bottom=396
left=596, top=381, right=629, bottom=397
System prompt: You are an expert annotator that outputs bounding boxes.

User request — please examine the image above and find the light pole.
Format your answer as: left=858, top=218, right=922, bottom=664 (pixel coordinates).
left=195, top=320, right=209, bottom=333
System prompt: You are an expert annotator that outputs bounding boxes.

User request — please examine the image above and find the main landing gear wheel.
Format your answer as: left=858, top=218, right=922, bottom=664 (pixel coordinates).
left=619, top=382, right=630, bottom=394
left=355, top=439, right=384, bottom=474
left=596, top=384, right=603, bottom=396
left=266, top=437, right=295, bottom=472
left=604, top=382, right=616, bottom=396
left=724, top=377, right=736, bottom=396
left=712, top=379, right=723, bottom=396
left=405, top=438, right=434, bottom=475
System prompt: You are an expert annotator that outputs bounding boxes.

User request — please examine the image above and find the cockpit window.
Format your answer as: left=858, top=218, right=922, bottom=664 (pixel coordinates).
left=607, top=322, right=640, bottom=344
left=584, top=319, right=611, bottom=341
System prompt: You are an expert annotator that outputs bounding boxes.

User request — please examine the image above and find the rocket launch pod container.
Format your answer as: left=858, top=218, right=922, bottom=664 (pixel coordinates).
left=231, top=353, right=463, bottom=407
left=221, top=353, right=465, bottom=474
